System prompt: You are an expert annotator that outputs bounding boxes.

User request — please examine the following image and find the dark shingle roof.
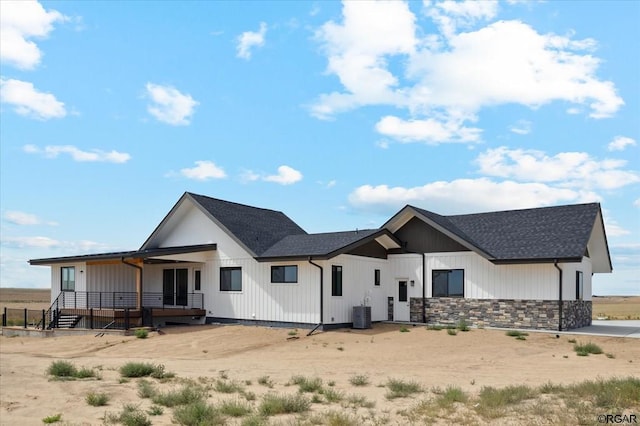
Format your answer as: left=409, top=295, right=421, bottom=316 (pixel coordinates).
left=188, top=193, right=307, bottom=256
left=259, top=229, right=381, bottom=259
left=411, top=203, right=601, bottom=261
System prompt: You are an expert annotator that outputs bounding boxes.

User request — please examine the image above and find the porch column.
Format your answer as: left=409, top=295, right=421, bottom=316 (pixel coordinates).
left=133, top=258, right=144, bottom=310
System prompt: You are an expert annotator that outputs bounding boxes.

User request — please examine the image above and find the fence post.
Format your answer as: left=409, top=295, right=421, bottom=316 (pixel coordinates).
left=99, top=292, right=102, bottom=309
left=42, top=309, right=45, bottom=330
left=124, top=308, right=130, bottom=330
left=23, top=308, right=27, bottom=328
left=2, top=307, right=6, bottom=327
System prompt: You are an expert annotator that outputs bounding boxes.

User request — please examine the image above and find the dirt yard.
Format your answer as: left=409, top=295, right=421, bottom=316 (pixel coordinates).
left=1, top=323, right=638, bottom=425
left=1, top=289, right=638, bottom=424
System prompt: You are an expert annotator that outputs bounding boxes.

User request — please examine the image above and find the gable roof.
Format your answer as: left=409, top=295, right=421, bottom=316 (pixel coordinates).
left=141, top=192, right=307, bottom=257
left=258, top=229, right=401, bottom=261
left=384, top=202, right=612, bottom=272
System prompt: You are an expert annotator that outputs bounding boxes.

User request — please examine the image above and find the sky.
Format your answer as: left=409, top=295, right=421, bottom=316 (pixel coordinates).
left=1, top=0, right=638, bottom=295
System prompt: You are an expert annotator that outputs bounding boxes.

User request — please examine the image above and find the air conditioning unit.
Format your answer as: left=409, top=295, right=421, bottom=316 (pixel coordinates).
left=352, top=306, right=371, bottom=329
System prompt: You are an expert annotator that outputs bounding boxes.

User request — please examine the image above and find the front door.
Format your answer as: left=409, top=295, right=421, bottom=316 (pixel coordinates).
left=163, top=268, right=188, bottom=306
left=394, top=280, right=410, bottom=322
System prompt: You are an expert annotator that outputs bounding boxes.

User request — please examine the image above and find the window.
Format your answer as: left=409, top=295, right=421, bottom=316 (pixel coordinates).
left=576, top=271, right=583, bottom=300
left=194, top=270, right=201, bottom=291
left=374, top=269, right=381, bottom=286
left=61, top=266, right=75, bottom=292
left=399, top=281, right=408, bottom=302
left=432, top=269, right=464, bottom=297
left=331, top=265, right=342, bottom=296
left=220, top=267, right=242, bottom=291
left=271, top=265, right=298, bottom=283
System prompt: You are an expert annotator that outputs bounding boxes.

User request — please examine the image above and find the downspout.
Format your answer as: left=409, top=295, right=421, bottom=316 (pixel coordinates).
left=422, top=253, right=426, bottom=323
left=121, top=257, right=143, bottom=310
left=554, top=260, right=563, bottom=332
left=308, top=258, right=323, bottom=335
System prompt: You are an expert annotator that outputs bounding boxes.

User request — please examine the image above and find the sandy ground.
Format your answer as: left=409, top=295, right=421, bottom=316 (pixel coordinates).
left=1, top=323, right=638, bottom=425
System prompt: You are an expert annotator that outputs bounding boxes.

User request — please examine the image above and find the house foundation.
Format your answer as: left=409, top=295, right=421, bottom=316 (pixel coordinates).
left=410, top=297, right=592, bottom=331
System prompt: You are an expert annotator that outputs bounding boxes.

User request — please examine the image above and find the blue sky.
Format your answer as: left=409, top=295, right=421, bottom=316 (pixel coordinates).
left=1, top=0, right=638, bottom=295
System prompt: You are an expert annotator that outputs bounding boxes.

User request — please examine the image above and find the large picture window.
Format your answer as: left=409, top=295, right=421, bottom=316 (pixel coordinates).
left=220, top=267, right=242, bottom=292
left=332, top=265, right=342, bottom=296
left=61, top=266, right=75, bottom=292
left=271, top=265, right=298, bottom=283
left=576, top=271, right=583, bottom=300
left=432, top=269, right=464, bottom=297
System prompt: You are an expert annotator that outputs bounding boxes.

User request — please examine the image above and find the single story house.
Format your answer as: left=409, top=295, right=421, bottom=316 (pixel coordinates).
left=30, top=192, right=612, bottom=331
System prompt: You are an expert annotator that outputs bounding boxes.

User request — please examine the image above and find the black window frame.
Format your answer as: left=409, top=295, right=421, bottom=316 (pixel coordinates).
left=398, top=280, right=408, bottom=302
left=271, top=265, right=298, bottom=283
left=576, top=271, right=583, bottom=300
left=374, top=269, right=381, bottom=286
left=432, top=269, right=464, bottom=297
left=331, top=265, right=343, bottom=296
left=220, top=267, right=242, bottom=292
left=61, top=266, right=75, bottom=292
left=194, top=269, right=201, bottom=291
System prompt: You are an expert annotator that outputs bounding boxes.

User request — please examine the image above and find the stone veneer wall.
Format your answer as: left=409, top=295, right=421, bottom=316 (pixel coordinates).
left=410, top=297, right=593, bottom=331
left=562, top=300, right=592, bottom=329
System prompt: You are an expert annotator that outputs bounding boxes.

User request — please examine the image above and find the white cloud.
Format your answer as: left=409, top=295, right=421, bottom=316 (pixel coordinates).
left=145, top=83, right=198, bottom=126
left=607, top=136, right=636, bottom=152
left=3, top=210, right=56, bottom=226
left=476, top=147, right=640, bottom=190
left=509, top=120, right=532, bottom=135
left=312, top=2, right=624, bottom=143
left=601, top=211, right=630, bottom=237
left=263, top=165, right=303, bottom=185
left=0, top=78, right=66, bottom=119
left=375, top=115, right=481, bottom=144
left=349, top=145, right=638, bottom=214
left=179, top=161, right=227, bottom=181
left=0, top=0, right=67, bottom=70
left=236, top=22, right=267, bottom=60
left=23, top=144, right=131, bottom=163
left=349, top=178, right=594, bottom=215
left=1, top=236, right=60, bottom=249
left=634, top=199, right=640, bottom=208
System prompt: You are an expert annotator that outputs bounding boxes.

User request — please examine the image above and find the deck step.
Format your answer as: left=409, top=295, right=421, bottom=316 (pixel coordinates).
left=55, top=314, right=82, bottom=328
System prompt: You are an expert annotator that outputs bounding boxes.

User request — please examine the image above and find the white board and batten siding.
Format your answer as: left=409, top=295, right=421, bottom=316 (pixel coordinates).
left=321, top=254, right=390, bottom=325
left=49, top=262, right=87, bottom=305
left=417, top=251, right=592, bottom=301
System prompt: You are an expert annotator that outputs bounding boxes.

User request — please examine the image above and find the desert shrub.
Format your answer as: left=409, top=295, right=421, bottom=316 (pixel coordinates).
left=573, top=342, right=603, bottom=356
left=241, top=415, right=269, bottom=426
left=446, top=328, right=457, bottom=336
left=172, top=400, right=223, bottom=426
left=290, top=375, right=323, bottom=393
left=567, top=377, right=640, bottom=409
left=105, top=404, right=151, bottom=426
left=151, top=384, right=206, bottom=407
left=219, top=399, right=253, bottom=417
left=257, top=375, right=273, bottom=388
left=344, top=394, right=376, bottom=409
left=476, top=384, right=537, bottom=417
left=86, top=391, right=109, bottom=406
left=323, top=387, right=344, bottom=403
left=47, top=361, right=77, bottom=377
left=385, top=378, right=422, bottom=399
left=42, top=413, right=62, bottom=424
left=119, top=362, right=156, bottom=378
left=147, top=405, right=163, bottom=416
left=399, top=326, right=410, bottom=332
left=457, top=318, right=470, bottom=332
left=426, top=325, right=444, bottom=331
left=437, top=385, right=468, bottom=408
left=75, top=367, right=97, bottom=379
left=505, top=330, right=528, bottom=338
left=258, top=393, right=310, bottom=416
left=349, top=374, right=370, bottom=386
left=214, top=379, right=244, bottom=393
left=119, top=362, right=172, bottom=379
left=323, top=410, right=360, bottom=426
left=137, top=379, right=156, bottom=398
left=134, top=329, right=149, bottom=339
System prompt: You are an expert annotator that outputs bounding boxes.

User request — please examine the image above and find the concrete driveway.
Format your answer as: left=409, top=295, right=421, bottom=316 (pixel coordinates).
left=568, top=320, right=640, bottom=338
